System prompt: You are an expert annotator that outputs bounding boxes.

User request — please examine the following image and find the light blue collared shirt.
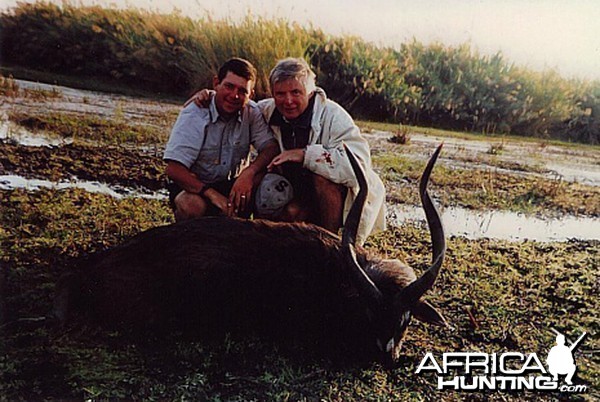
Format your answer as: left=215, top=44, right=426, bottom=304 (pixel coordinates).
left=164, top=97, right=275, bottom=184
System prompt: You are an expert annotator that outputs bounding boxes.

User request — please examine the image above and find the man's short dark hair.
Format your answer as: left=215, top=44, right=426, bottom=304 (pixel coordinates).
left=217, top=58, right=257, bottom=83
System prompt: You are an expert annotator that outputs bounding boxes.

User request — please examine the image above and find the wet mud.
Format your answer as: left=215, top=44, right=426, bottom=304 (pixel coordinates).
left=0, top=141, right=165, bottom=191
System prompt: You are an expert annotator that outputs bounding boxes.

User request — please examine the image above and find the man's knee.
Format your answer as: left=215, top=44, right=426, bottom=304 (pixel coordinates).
left=312, top=173, right=334, bottom=190
left=174, top=191, right=207, bottom=221
left=282, top=200, right=311, bottom=222
left=310, top=173, right=346, bottom=232
left=312, top=174, right=346, bottom=204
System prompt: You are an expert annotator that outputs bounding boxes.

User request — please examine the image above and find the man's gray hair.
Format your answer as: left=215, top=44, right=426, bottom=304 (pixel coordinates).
left=269, top=58, right=316, bottom=94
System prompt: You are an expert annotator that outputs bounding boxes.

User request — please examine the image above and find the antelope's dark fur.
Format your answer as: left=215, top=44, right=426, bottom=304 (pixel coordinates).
left=55, top=221, right=385, bottom=358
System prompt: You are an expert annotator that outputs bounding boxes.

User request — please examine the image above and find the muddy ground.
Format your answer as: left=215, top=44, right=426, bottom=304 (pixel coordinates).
left=0, top=80, right=598, bottom=401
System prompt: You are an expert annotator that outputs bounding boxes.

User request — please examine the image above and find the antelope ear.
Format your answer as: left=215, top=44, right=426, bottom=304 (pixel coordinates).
left=412, top=300, right=449, bottom=327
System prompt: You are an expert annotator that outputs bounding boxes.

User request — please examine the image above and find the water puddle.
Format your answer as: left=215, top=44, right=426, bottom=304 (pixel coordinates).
left=1, top=173, right=597, bottom=242
left=8, top=79, right=178, bottom=121
left=388, top=204, right=599, bottom=242
left=15, top=79, right=105, bottom=99
left=367, top=130, right=600, bottom=187
left=0, top=119, right=72, bottom=147
left=544, top=162, right=600, bottom=186
left=0, top=175, right=166, bottom=200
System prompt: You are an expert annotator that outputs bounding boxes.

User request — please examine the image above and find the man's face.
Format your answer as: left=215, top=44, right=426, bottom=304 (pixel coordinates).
left=272, top=78, right=311, bottom=121
left=213, top=72, right=254, bottom=117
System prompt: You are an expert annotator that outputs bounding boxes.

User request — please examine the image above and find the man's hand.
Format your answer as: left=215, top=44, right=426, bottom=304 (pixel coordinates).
left=184, top=89, right=213, bottom=108
left=229, top=167, right=256, bottom=214
left=267, top=149, right=305, bottom=171
left=204, top=189, right=231, bottom=215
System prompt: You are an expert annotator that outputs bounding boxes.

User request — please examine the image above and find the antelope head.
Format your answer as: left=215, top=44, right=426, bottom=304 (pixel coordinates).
left=342, top=144, right=448, bottom=362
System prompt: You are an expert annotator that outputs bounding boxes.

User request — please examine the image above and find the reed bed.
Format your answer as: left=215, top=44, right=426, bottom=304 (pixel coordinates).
left=1, top=2, right=598, bottom=143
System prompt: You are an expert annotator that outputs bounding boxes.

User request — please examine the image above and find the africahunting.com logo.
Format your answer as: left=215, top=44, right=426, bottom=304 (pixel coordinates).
left=416, top=329, right=588, bottom=393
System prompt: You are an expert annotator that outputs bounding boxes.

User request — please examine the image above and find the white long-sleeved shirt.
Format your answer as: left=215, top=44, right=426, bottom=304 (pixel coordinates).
left=259, top=88, right=386, bottom=244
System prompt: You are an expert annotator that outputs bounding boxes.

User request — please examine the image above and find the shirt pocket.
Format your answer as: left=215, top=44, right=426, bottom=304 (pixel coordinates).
left=192, top=146, right=228, bottom=183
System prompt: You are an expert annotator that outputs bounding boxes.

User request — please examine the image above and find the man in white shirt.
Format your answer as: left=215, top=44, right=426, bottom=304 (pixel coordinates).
left=261, top=58, right=386, bottom=244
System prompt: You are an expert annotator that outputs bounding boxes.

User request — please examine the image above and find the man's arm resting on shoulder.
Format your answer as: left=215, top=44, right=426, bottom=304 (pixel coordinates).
left=185, top=89, right=214, bottom=108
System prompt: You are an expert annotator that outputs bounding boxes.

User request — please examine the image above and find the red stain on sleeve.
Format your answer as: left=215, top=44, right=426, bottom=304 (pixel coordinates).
left=315, top=151, right=334, bottom=167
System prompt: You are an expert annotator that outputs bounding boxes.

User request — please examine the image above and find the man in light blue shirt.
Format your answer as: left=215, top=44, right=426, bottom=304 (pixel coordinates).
left=164, top=58, right=279, bottom=220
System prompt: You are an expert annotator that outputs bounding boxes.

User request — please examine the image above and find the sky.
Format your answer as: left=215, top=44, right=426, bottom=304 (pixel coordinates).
left=2, top=0, right=599, bottom=81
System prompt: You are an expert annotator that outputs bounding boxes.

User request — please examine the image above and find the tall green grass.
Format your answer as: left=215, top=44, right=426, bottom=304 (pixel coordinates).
left=1, top=1, right=598, bottom=144
left=0, top=2, right=314, bottom=97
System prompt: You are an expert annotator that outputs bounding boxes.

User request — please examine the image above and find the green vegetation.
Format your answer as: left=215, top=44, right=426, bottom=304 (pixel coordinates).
left=1, top=2, right=598, bottom=144
left=358, top=119, right=600, bottom=150
left=0, top=2, right=310, bottom=98
left=373, top=150, right=600, bottom=216
left=0, top=189, right=597, bottom=400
